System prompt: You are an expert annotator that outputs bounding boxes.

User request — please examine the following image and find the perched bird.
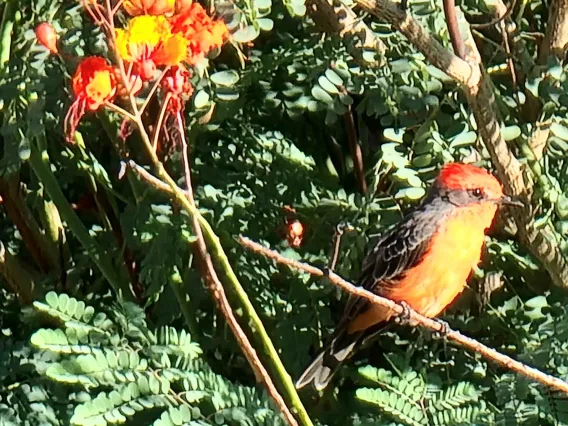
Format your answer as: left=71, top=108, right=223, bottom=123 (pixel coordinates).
left=296, top=162, right=521, bottom=391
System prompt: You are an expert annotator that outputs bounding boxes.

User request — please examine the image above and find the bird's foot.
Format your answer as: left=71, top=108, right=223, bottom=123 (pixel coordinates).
left=433, top=319, right=450, bottom=339
left=322, top=267, right=330, bottom=277
left=395, top=301, right=413, bottom=325
left=336, top=221, right=348, bottom=235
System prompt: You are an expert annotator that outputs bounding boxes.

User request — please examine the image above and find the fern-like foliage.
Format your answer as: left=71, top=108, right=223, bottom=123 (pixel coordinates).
left=30, top=292, right=284, bottom=426
left=355, top=365, right=492, bottom=426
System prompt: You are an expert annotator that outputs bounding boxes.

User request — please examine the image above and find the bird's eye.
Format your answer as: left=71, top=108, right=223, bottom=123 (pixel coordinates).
left=471, top=188, right=484, bottom=198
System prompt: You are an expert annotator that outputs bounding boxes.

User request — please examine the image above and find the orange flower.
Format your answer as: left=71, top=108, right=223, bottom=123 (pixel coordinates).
left=116, top=15, right=188, bottom=79
left=64, top=56, right=117, bottom=142
left=35, top=22, right=58, bottom=54
left=169, top=3, right=229, bottom=64
left=123, top=0, right=175, bottom=16
left=72, top=56, right=117, bottom=110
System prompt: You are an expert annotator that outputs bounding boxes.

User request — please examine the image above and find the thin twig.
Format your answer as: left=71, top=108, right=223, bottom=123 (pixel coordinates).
left=328, top=223, right=353, bottom=271
left=239, top=236, right=568, bottom=396
left=343, top=107, right=367, bottom=194
left=151, top=93, right=171, bottom=151
left=173, top=113, right=298, bottom=425
left=140, top=67, right=169, bottom=116
left=104, top=101, right=137, bottom=122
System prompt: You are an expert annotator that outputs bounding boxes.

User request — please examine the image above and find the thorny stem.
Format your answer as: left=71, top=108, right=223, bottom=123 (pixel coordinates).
left=239, top=236, right=568, bottom=396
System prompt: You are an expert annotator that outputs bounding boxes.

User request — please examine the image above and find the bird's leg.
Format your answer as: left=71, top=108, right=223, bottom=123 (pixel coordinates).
left=395, top=301, right=413, bottom=325
left=432, top=318, right=450, bottom=339
left=327, top=221, right=354, bottom=272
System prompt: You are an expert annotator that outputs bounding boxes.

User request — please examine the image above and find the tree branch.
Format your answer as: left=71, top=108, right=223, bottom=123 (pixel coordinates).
left=29, top=136, right=134, bottom=301
left=306, top=0, right=386, bottom=65
left=343, top=107, right=367, bottom=194
left=0, top=174, right=58, bottom=273
left=0, top=241, right=37, bottom=304
left=537, top=0, right=568, bottom=64
left=239, top=236, right=568, bottom=395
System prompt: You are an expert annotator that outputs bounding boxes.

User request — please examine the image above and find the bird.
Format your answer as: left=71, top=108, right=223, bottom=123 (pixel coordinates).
left=295, top=162, right=522, bottom=391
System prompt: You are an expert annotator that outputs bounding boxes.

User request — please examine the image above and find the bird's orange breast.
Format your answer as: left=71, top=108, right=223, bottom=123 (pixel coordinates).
left=347, top=205, right=497, bottom=334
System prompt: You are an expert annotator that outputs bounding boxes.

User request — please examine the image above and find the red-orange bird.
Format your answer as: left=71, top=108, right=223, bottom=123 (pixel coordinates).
left=296, top=162, right=521, bottom=390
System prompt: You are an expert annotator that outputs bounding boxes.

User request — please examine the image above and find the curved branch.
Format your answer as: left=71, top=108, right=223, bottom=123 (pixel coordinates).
left=240, top=236, right=568, bottom=395
left=443, top=0, right=466, bottom=59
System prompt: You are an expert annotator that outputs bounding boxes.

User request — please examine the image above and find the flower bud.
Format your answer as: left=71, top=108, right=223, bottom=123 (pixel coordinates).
left=35, top=22, right=58, bottom=54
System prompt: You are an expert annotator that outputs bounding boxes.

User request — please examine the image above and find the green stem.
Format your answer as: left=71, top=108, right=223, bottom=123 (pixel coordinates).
left=29, top=137, right=134, bottom=301
left=131, top=162, right=313, bottom=426
left=0, top=0, right=15, bottom=69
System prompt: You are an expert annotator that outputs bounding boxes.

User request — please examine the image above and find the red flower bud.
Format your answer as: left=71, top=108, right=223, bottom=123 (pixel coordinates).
left=35, top=22, right=58, bottom=54
left=286, top=220, right=305, bottom=248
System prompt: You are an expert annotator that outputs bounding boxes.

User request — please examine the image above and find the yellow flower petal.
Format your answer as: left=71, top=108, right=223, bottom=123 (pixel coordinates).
left=154, top=33, right=188, bottom=66
left=86, top=70, right=115, bottom=109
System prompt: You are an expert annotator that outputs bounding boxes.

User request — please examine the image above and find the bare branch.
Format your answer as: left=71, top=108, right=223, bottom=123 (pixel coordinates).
left=343, top=107, right=367, bottom=194
left=239, top=236, right=568, bottom=395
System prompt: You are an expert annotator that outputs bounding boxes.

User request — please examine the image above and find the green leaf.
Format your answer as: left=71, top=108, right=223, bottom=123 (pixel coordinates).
left=311, top=84, right=334, bottom=104
left=232, top=25, right=260, bottom=43
left=318, top=76, right=339, bottom=94
left=383, top=128, right=404, bottom=143
left=550, top=122, right=568, bottom=141
left=210, top=70, right=240, bottom=87
left=194, top=90, right=210, bottom=108
left=395, top=187, right=426, bottom=200
left=450, top=131, right=477, bottom=147
left=502, top=125, right=521, bottom=141
left=258, top=18, right=274, bottom=31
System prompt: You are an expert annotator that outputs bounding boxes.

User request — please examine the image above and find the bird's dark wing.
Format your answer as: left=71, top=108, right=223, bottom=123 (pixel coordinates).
left=296, top=200, right=452, bottom=390
left=339, top=203, right=449, bottom=327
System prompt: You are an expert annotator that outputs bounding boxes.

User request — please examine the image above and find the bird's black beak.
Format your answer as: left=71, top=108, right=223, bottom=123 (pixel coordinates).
left=499, top=195, right=524, bottom=207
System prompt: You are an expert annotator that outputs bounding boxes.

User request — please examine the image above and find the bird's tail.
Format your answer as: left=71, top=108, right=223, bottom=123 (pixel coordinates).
left=296, top=322, right=392, bottom=390
left=295, top=331, right=361, bottom=391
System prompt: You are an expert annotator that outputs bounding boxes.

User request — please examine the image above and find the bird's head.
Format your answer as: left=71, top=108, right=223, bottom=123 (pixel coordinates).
left=432, top=163, right=522, bottom=208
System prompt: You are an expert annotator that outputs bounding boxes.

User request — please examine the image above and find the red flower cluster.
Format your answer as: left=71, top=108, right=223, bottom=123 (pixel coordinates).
left=64, top=57, right=117, bottom=142
left=169, top=2, right=229, bottom=65
left=47, top=0, right=230, bottom=141
left=117, top=1, right=229, bottom=79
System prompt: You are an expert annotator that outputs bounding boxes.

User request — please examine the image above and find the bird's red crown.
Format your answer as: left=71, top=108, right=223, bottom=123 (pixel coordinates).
left=437, top=163, right=503, bottom=196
